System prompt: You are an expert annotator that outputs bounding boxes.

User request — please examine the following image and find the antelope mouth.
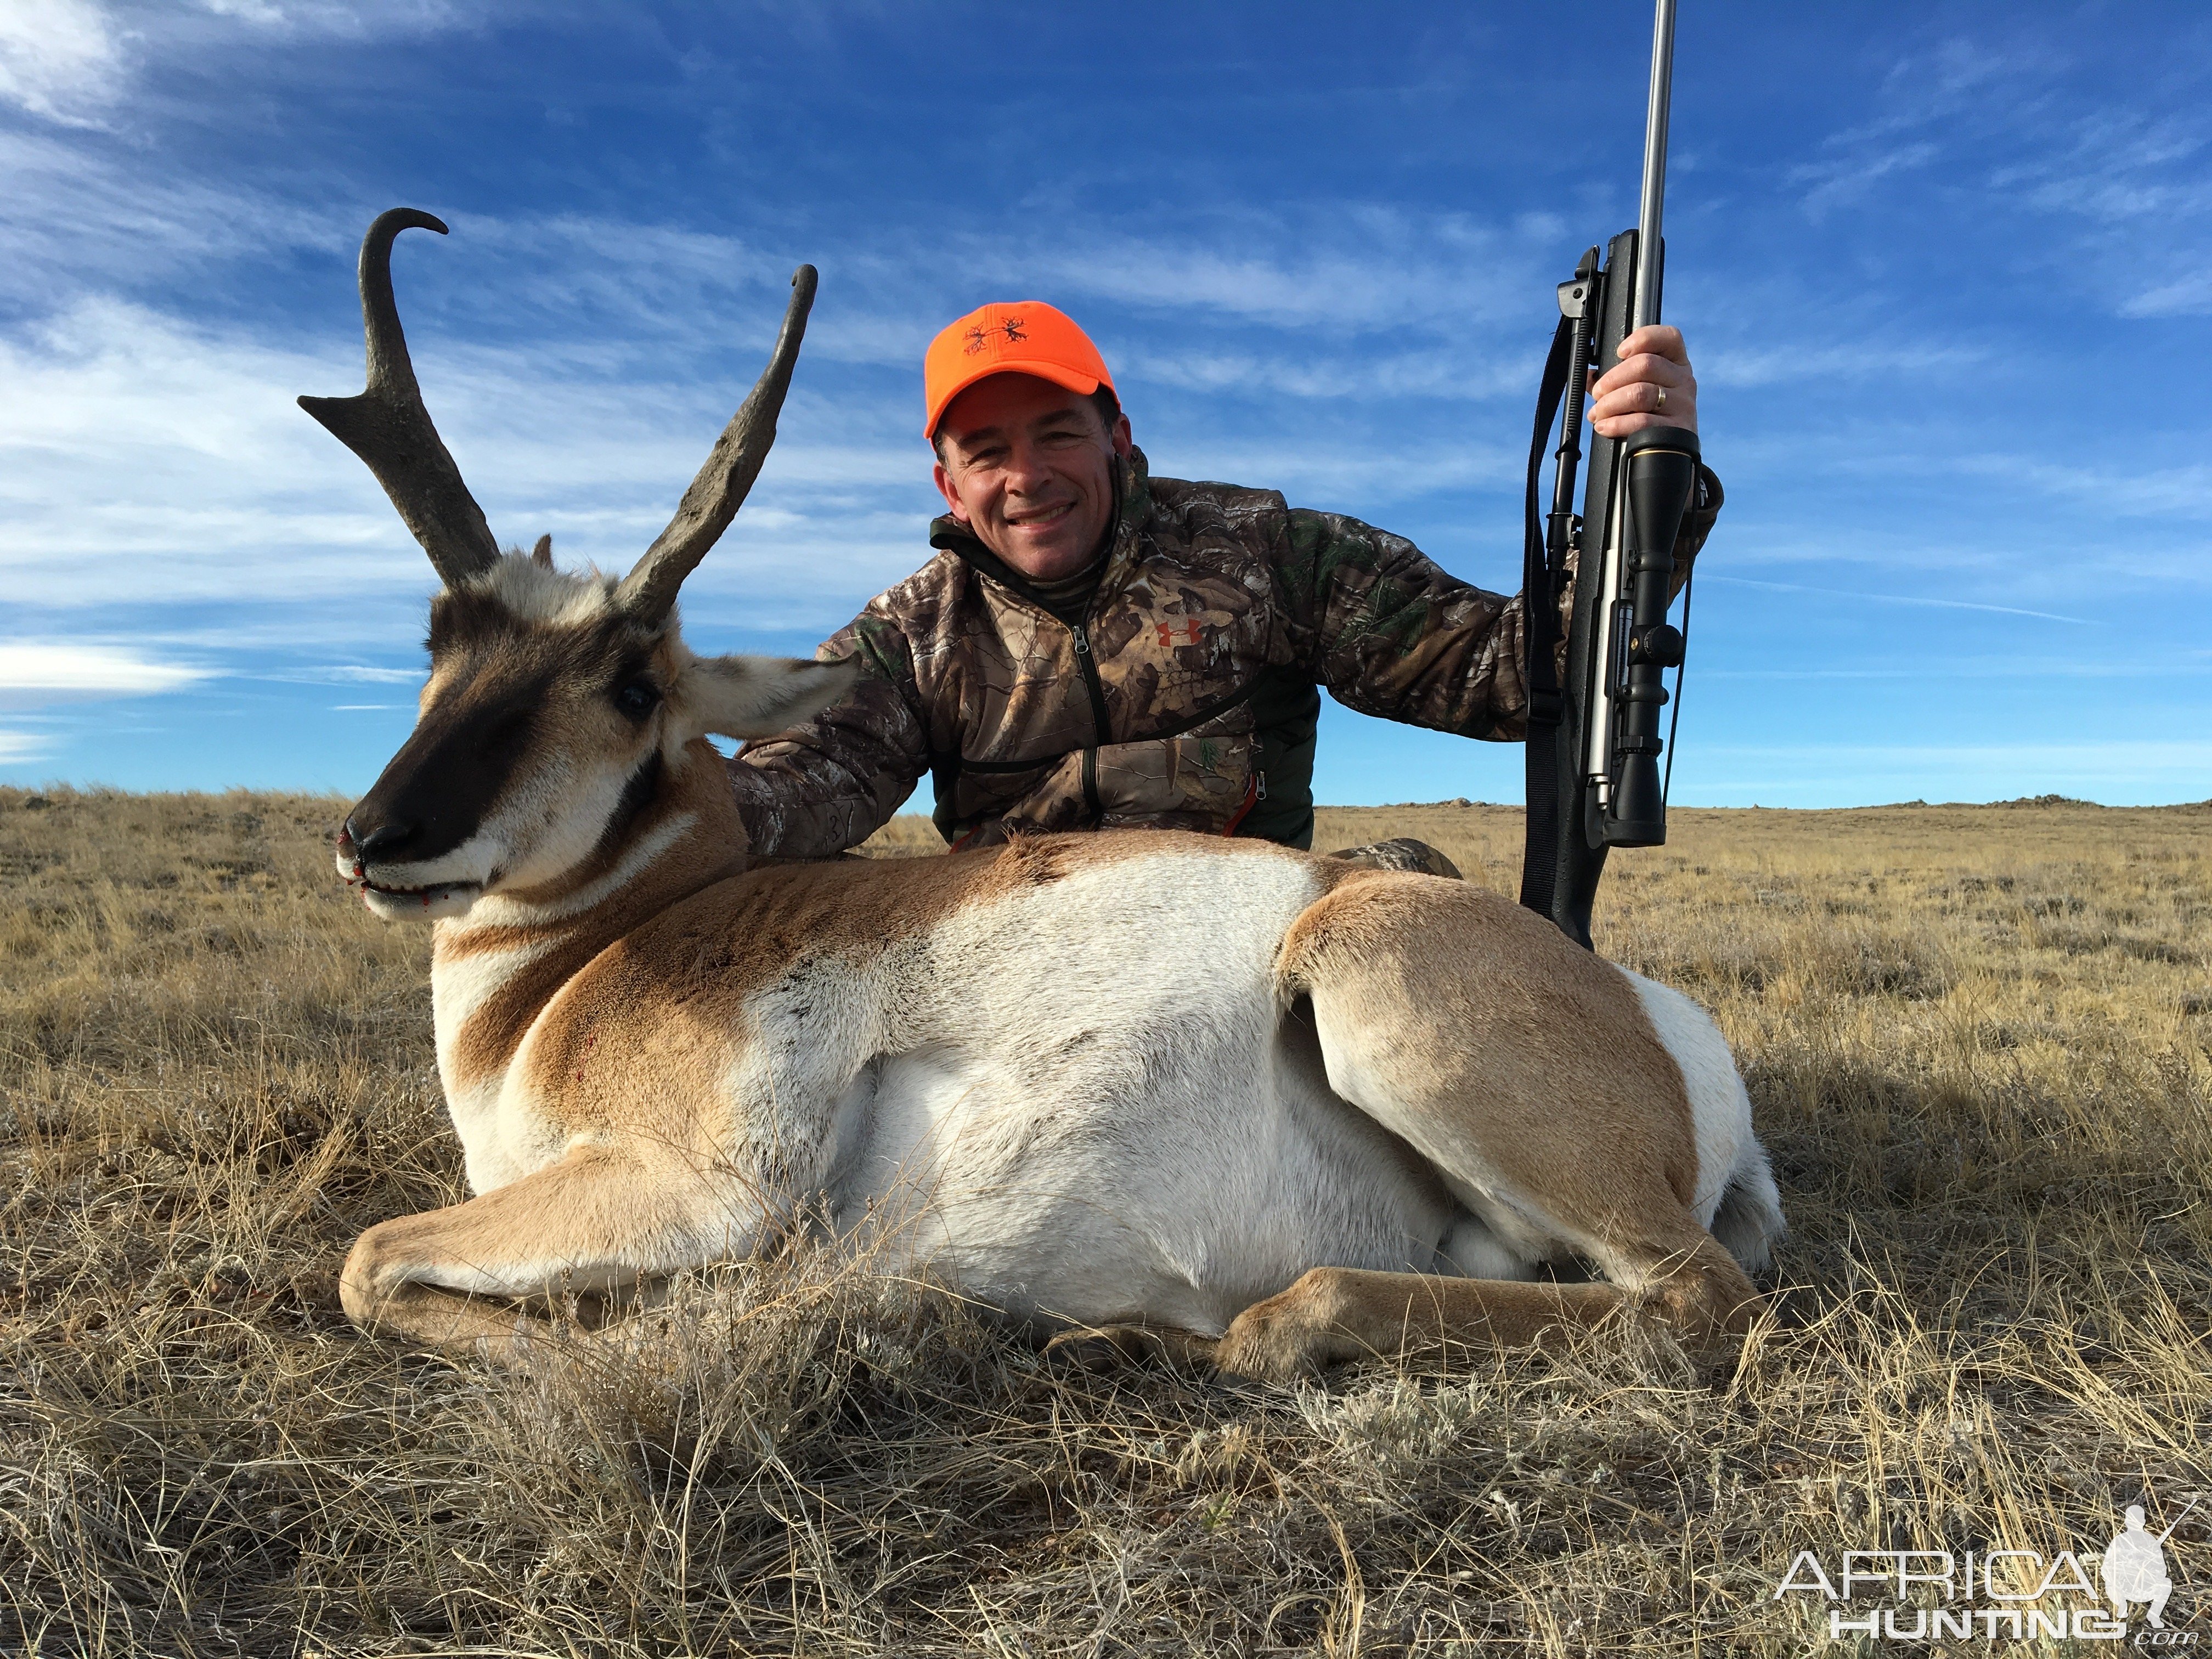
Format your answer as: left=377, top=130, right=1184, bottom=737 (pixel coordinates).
left=354, top=876, right=481, bottom=904
left=345, top=869, right=485, bottom=919
left=334, top=832, right=488, bottom=917
left=336, top=858, right=484, bottom=924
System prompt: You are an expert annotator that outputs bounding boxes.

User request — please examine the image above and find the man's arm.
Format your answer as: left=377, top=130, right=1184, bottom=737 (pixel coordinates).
left=727, top=613, right=932, bottom=858
left=1278, top=467, right=1720, bottom=743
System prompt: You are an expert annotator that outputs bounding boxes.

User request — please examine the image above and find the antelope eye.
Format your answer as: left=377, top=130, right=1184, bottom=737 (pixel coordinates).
left=613, top=680, right=661, bottom=720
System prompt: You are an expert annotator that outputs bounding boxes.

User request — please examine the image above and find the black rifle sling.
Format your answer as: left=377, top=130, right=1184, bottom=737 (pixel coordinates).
left=1516, top=315, right=1576, bottom=922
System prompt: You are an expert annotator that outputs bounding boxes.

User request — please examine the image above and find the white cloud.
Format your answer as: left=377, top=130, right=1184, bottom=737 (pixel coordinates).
left=0, top=642, right=208, bottom=704
left=0, top=730, right=54, bottom=762
left=1700, top=575, right=2090, bottom=626
left=1953, top=452, right=2212, bottom=521
left=0, top=294, right=932, bottom=617
left=0, top=0, right=123, bottom=125
left=194, top=0, right=475, bottom=34
left=1696, top=338, right=1985, bottom=390
left=2121, top=270, right=2212, bottom=319
left=1792, top=140, right=1939, bottom=219
left=0, top=1, right=493, bottom=132
left=316, top=665, right=424, bottom=684
left=1152, top=437, right=1520, bottom=508
left=1120, top=342, right=1537, bottom=403
left=1020, top=218, right=1535, bottom=333
left=0, top=128, right=348, bottom=320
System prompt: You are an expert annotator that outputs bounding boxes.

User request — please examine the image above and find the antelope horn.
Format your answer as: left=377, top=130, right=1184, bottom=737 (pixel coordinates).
left=616, top=264, right=817, bottom=625
left=298, top=209, right=500, bottom=588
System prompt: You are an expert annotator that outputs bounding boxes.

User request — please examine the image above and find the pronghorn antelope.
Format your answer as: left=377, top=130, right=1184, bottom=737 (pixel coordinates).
left=312, top=209, right=1783, bottom=1380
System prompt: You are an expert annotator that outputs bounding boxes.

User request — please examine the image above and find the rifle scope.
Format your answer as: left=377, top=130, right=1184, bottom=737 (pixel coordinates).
left=1520, top=0, right=1706, bottom=946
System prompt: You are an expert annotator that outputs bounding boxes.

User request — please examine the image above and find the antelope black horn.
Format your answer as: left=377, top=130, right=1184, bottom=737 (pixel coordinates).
left=298, top=209, right=500, bottom=588
left=616, top=264, right=817, bottom=625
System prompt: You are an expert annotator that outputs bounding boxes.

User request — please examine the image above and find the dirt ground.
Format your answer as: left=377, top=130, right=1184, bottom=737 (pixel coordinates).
left=2, top=787, right=2207, bottom=1654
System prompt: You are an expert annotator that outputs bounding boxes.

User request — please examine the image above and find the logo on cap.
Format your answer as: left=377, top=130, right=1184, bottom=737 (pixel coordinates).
left=964, top=317, right=1028, bottom=355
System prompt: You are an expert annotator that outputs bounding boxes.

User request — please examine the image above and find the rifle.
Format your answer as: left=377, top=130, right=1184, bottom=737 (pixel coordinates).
left=1519, top=0, right=1704, bottom=950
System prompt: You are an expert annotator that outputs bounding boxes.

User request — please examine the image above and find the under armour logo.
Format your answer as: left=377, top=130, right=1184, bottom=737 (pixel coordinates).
left=1156, top=620, right=1204, bottom=648
left=964, top=317, right=1027, bottom=354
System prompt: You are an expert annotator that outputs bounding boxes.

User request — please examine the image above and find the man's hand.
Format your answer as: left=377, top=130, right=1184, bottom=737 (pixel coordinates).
left=1588, top=324, right=1697, bottom=437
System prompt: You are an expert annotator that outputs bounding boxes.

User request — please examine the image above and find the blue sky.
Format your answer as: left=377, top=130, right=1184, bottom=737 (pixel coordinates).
left=2, top=1, right=2208, bottom=809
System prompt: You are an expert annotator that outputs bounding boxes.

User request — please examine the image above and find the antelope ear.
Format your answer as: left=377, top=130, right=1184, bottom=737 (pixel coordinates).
left=675, top=652, right=860, bottom=741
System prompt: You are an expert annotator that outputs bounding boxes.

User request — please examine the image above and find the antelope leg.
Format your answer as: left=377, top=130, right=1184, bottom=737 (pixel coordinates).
left=340, top=1143, right=759, bottom=1361
left=1215, top=1242, right=1756, bottom=1385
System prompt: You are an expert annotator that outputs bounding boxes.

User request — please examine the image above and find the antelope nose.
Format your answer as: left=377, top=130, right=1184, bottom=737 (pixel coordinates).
left=348, top=816, right=418, bottom=863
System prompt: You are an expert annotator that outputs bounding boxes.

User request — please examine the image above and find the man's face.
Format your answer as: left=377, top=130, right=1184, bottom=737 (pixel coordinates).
left=932, top=373, right=1134, bottom=583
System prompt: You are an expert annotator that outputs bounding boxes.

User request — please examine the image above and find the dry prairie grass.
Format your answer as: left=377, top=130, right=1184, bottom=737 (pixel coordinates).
left=2, top=786, right=2208, bottom=1655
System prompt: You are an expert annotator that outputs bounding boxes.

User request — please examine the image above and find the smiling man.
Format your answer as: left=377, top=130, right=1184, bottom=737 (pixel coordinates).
left=729, top=301, right=1719, bottom=855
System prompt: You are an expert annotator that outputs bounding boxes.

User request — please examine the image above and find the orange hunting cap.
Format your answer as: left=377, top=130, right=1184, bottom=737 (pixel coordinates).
left=923, top=301, right=1116, bottom=437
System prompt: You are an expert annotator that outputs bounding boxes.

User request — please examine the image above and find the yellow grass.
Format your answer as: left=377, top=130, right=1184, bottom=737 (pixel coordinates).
left=2, top=787, right=2208, bottom=1654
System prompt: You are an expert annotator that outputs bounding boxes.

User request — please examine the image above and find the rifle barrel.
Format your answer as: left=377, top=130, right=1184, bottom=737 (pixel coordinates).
left=2155, top=1494, right=2200, bottom=1543
left=1632, top=0, right=1678, bottom=331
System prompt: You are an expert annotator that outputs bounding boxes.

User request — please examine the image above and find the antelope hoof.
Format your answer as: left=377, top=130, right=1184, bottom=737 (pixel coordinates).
left=1213, top=1268, right=1363, bottom=1384
left=338, top=1224, right=405, bottom=1334
left=338, top=1224, right=560, bottom=1358
left=1634, top=1275, right=1762, bottom=1362
left=1045, top=1324, right=1217, bottom=1374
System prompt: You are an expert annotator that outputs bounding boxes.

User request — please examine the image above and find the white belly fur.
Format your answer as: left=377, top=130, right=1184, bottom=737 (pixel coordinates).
left=796, top=850, right=1493, bottom=1334
left=822, top=1020, right=1469, bottom=1335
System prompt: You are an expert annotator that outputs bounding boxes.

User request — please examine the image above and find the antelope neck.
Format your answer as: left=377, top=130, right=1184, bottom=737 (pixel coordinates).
left=427, top=744, right=751, bottom=1096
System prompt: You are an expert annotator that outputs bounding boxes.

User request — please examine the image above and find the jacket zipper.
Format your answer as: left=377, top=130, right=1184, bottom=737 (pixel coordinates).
left=1071, top=623, right=1108, bottom=819
left=1221, top=771, right=1264, bottom=838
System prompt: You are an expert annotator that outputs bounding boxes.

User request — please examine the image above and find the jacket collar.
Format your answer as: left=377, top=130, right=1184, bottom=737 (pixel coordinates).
left=929, top=447, right=1153, bottom=614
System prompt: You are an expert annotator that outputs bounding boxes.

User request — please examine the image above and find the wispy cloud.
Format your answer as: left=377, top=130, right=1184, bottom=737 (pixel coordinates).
left=1701, top=575, right=2090, bottom=626
left=1792, top=140, right=1940, bottom=219
left=2121, top=273, right=2212, bottom=320
left=0, top=729, right=54, bottom=762
left=0, top=1, right=492, bottom=129
left=1696, top=338, right=1986, bottom=390
left=0, top=293, right=932, bottom=616
left=0, top=128, right=344, bottom=312
left=1785, top=36, right=2030, bottom=218
left=1952, top=453, right=2212, bottom=521
left=308, top=665, right=422, bottom=684
left=1808, top=35, right=2212, bottom=323
left=1014, top=210, right=1543, bottom=334
left=0, top=1, right=124, bottom=127
left=0, top=641, right=209, bottom=708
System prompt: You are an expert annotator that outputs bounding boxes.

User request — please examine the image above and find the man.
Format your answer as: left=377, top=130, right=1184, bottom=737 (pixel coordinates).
left=729, top=301, right=1716, bottom=856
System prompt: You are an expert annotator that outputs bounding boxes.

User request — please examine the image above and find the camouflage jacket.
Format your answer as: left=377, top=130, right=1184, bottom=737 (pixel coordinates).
left=730, top=448, right=1719, bottom=855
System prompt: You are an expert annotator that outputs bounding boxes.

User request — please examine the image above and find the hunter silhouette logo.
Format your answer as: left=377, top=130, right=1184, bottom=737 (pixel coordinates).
left=963, top=317, right=1027, bottom=354
left=1773, top=1493, right=2199, bottom=1643
left=2107, top=1500, right=2193, bottom=1629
